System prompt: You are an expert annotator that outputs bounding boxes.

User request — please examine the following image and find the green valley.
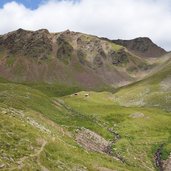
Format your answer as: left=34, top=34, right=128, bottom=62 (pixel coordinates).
left=0, top=29, right=170, bottom=171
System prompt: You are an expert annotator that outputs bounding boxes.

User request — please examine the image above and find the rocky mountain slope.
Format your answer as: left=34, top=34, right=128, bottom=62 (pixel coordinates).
left=112, top=37, right=167, bottom=58
left=0, top=29, right=167, bottom=89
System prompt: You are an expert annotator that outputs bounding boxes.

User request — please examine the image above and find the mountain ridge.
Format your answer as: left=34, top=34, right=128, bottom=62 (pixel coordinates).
left=0, top=28, right=168, bottom=90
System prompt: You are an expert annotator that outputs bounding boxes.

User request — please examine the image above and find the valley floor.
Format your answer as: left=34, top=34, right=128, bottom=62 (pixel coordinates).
left=0, top=81, right=170, bottom=171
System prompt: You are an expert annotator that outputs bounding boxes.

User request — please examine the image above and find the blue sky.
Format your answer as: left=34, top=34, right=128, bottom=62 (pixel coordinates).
left=0, top=0, right=79, bottom=9
left=0, top=0, right=171, bottom=50
left=0, top=0, right=44, bottom=9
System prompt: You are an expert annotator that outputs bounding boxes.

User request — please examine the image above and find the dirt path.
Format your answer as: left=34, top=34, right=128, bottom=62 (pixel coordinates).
left=36, top=140, right=49, bottom=171
left=10, top=139, right=48, bottom=171
left=31, top=139, right=47, bottom=158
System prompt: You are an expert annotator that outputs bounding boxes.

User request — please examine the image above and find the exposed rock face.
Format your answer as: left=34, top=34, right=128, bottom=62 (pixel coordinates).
left=56, top=36, right=74, bottom=64
left=0, top=29, right=52, bottom=59
left=109, top=49, right=129, bottom=65
left=112, top=37, right=167, bottom=58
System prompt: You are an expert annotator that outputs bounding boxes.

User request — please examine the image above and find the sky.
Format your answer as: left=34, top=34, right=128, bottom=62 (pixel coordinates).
left=0, top=0, right=171, bottom=51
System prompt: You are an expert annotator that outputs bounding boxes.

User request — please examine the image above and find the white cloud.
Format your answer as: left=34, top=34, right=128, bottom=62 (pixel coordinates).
left=0, top=0, right=171, bottom=50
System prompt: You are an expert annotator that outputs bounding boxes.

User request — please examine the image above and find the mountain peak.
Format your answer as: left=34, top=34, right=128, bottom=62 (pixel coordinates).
left=113, top=37, right=167, bottom=58
left=35, top=29, right=50, bottom=34
left=16, top=28, right=25, bottom=33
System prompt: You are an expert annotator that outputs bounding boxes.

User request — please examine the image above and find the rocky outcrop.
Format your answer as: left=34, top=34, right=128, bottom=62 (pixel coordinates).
left=0, top=28, right=53, bottom=59
left=154, top=145, right=163, bottom=171
left=56, top=36, right=74, bottom=64
left=76, top=128, right=110, bottom=153
left=109, top=49, right=129, bottom=65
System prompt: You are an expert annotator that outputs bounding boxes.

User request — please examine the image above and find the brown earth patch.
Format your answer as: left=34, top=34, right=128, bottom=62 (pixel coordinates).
left=163, top=153, right=171, bottom=171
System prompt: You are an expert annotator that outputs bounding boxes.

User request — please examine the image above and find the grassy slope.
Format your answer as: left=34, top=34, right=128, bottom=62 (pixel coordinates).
left=23, top=82, right=82, bottom=97
left=113, top=57, right=171, bottom=111
left=0, top=82, right=135, bottom=171
left=0, top=57, right=170, bottom=170
left=62, top=91, right=171, bottom=171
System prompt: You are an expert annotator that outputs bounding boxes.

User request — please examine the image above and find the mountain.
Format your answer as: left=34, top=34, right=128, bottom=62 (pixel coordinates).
left=112, top=37, right=167, bottom=58
left=0, top=29, right=167, bottom=90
